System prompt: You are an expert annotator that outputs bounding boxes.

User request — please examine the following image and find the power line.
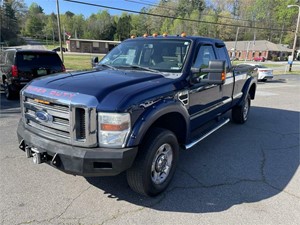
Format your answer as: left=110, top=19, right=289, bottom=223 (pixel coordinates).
left=124, top=0, right=177, bottom=11
left=63, top=0, right=292, bottom=32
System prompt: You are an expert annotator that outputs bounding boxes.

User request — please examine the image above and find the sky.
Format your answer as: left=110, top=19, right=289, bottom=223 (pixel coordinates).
left=24, top=0, right=155, bottom=17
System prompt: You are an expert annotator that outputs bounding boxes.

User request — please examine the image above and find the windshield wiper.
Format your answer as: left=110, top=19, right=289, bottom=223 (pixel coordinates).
left=124, top=65, right=162, bottom=74
left=97, top=63, right=117, bottom=70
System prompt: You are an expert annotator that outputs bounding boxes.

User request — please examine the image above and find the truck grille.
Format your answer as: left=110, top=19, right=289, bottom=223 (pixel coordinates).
left=22, top=96, right=97, bottom=147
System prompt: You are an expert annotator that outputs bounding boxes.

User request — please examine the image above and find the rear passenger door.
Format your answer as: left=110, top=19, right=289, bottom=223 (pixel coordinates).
left=188, top=44, right=223, bottom=131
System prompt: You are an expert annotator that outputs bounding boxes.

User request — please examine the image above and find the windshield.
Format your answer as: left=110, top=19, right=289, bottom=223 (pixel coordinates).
left=99, top=39, right=191, bottom=74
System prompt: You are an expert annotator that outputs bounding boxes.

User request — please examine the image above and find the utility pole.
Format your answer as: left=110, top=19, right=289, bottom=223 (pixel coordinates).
left=245, top=41, right=251, bottom=62
left=287, top=5, right=300, bottom=72
left=233, top=27, right=240, bottom=59
left=63, top=26, right=66, bottom=44
left=52, top=28, right=55, bottom=46
left=56, top=0, right=64, bottom=62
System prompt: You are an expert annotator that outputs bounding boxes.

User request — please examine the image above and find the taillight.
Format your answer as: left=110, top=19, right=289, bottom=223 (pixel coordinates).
left=11, top=65, right=18, bottom=77
left=62, top=64, right=66, bottom=72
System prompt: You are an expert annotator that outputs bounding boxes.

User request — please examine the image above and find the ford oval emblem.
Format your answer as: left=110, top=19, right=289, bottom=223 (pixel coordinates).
left=35, top=111, right=52, bottom=122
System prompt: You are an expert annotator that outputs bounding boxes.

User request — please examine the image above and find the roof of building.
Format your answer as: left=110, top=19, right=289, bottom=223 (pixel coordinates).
left=225, top=40, right=292, bottom=52
left=69, top=38, right=120, bottom=44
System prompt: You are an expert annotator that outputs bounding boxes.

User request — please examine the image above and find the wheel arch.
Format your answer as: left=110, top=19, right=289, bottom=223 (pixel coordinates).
left=239, top=77, right=256, bottom=105
left=127, top=101, right=190, bottom=148
left=248, top=83, right=256, bottom=100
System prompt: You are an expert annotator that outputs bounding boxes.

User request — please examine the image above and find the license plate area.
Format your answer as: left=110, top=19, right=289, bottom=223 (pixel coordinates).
left=37, top=69, right=47, bottom=76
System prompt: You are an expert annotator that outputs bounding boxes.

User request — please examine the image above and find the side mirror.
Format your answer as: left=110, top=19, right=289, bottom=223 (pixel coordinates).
left=200, top=60, right=226, bottom=85
left=91, top=56, right=99, bottom=68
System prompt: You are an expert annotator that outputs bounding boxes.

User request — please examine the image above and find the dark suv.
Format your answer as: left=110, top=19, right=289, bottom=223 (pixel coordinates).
left=0, top=49, right=65, bottom=100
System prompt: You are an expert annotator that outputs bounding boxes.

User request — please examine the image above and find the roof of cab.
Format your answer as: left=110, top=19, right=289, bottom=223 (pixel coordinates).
left=125, top=35, right=225, bottom=45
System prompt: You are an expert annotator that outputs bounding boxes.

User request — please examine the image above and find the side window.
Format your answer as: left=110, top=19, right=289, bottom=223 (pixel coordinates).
left=6, top=51, right=15, bottom=64
left=193, top=45, right=216, bottom=69
left=216, top=46, right=230, bottom=69
left=0, top=52, right=6, bottom=64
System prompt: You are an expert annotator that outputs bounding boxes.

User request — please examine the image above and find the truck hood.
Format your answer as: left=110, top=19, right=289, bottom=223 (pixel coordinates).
left=25, top=69, right=180, bottom=111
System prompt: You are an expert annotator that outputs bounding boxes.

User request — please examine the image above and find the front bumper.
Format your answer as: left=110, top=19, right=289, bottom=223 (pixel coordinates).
left=17, top=120, right=138, bottom=176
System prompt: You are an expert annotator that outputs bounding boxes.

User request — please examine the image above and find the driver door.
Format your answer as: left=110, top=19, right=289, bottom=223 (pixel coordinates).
left=188, top=44, right=223, bottom=131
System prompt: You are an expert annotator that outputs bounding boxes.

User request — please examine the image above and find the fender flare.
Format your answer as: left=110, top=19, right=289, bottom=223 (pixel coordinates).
left=238, top=77, right=257, bottom=106
left=126, top=99, right=190, bottom=147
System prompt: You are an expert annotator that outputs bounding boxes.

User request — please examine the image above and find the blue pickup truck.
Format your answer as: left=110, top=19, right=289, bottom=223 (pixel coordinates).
left=17, top=35, right=257, bottom=196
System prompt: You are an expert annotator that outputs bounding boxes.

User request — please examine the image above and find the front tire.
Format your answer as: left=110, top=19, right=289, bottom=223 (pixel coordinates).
left=126, top=128, right=179, bottom=196
left=232, top=94, right=251, bottom=124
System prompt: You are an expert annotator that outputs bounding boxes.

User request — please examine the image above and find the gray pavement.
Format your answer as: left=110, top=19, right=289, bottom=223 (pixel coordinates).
left=0, top=75, right=299, bottom=225
left=11, top=37, right=46, bottom=50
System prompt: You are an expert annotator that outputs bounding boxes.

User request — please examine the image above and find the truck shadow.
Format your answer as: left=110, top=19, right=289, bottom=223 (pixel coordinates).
left=86, top=106, right=299, bottom=213
left=0, top=92, right=21, bottom=115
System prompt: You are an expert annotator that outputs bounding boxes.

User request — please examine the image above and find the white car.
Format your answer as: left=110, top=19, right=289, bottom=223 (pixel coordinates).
left=246, top=64, right=273, bottom=81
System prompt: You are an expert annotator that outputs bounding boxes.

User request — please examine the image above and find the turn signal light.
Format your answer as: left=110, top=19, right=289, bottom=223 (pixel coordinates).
left=101, top=122, right=129, bottom=131
left=221, top=72, right=226, bottom=81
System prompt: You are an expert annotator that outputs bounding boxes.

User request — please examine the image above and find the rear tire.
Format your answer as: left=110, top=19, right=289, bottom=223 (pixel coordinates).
left=4, top=80, right=17, bottom=100
left=126, top=128, right=179, bottom=196
left=232, top=94, right=251, bottom=124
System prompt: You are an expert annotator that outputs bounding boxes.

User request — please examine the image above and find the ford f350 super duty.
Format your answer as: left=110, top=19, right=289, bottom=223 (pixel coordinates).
left=17, top=35, right=257, bottom=196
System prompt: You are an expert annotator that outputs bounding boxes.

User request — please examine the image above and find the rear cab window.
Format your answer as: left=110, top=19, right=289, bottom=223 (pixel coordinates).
left=16, top=52, right=62, bottom=68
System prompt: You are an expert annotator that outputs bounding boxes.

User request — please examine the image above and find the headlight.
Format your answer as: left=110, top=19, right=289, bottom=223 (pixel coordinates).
left=98, top=112, right=131, bottom=148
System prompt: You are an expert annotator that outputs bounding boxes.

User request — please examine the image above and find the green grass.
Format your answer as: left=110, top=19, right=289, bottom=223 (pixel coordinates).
left=61, top=54, right=93, bottom=71
left=59, top=54, right=103, bottom=71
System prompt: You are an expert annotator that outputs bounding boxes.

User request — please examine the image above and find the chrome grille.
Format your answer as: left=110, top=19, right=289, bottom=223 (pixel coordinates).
left=22, top=95, right=98, bottom=147
left=24, top=97, right=71, bottom=139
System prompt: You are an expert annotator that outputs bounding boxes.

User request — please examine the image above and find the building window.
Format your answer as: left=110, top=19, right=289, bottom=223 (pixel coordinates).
left=93, top=42, right=99, bottom=48
left=76, top=41, right=80, bottom=49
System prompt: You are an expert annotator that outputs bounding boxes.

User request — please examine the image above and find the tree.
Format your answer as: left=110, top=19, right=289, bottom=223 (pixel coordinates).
left=0, top=0, right=27, bottom=45
left=43, top=13, right=57, bottom=43
left=24, top=3, right=46, bottom=38
left=84, top=10, right=116, bottom=40
left=116, top=13, right=132, bottom=40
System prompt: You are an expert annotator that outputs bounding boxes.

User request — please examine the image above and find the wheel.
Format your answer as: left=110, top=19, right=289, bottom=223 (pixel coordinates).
left=232, top=94, right=251, bottom=124
left=126, top=128, right=179, bottom=196
left=4, top=80, right=17, bottom=100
